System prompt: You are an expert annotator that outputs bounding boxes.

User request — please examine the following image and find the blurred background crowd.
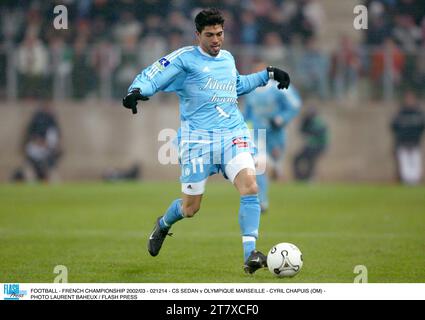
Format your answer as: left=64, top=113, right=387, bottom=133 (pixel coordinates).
left=0, top=0, right=424, bottom=184
left=0, top=0, right=424, bottom=101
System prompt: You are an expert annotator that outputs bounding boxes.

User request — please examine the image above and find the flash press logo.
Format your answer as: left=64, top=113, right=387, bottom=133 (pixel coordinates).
left=3, top=284, right=27, bottom=300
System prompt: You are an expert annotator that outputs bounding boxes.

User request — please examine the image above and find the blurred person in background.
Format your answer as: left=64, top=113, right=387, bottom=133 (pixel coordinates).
left=260, top=31, right=286, bottom=68
left=12, top=99, right=62, bottom=183
left=244, top=60, right=302, bottom=212
left=293, top=106, right=328, bottom=181
left=331, top=35, right=361, bottom=100
left=391, top=90, right=425, bottom=185
left=365, top=0, right=391, bottom=46
left=370, top=37, right=405, bottom=99
left=239, top=10, right=260, bottom=45
left=392, top=13, right=422, bottom=91
left=17, top=32, right=49, bottom=99
left=296, top=37, right=329, bottom=99
left=112, top=10, right=142, bottom=99
left=71, top=35, right=95, bottom=99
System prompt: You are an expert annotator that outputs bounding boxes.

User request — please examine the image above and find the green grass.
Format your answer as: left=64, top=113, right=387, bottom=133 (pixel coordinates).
left=0, top=182, right=424, bottom=283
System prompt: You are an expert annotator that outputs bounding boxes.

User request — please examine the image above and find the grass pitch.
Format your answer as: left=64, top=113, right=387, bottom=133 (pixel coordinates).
left=0, top=182, right=424, bottom=283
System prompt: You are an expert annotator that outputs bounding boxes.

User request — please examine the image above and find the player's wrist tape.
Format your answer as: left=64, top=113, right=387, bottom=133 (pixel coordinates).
left=267, top=66, right=274, bottom=80
left=130, top=88, right=141, bottom=95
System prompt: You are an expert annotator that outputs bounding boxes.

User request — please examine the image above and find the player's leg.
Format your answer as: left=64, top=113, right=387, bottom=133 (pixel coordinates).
left=233, top=166, right=260, bottom=260
left=182, top=193, right=203, bottom=217
left=153, top=192, right=202, bottom=236
left=148, top=154, right=209, bottom=256
left=147, top=194, right=205, bottom=257
left=225, top=152, right=267, bottom=274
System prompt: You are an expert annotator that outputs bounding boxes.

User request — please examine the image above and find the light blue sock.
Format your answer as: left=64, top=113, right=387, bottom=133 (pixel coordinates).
left=256, top=173, right=269, bottom=209
left=239, top=195, right=261, bottom=262
left=159, top=199, right=184, bottom=230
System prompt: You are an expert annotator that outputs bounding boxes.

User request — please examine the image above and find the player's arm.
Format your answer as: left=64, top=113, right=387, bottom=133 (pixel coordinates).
left=236, top=67, right=290, bottom=96
left=236, top=70, right=268, bottom=96
left=122, top=53, right=186, bottom=114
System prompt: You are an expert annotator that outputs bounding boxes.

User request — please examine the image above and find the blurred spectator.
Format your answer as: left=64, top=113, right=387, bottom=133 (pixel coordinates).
left=416, top=20, right=425, bottom=97
left=1, top=5, right=25, bottom=43
left=17, top=32, right=49, bottom=99
left=91, top=38, right=120, bottom=99
left=91, top=0, right=117, bottom=25
left=301, top=0, right=326, bottom=40
left=393, top=14, right=422, bottom=54
left=48, top=35, right=72, bottom=100
left=397, top=0, right=425, bottom=25
left=168, top=30, right=185, bottom=51
left=71, top=36, right=95, bottom=99
left=114, top=34, right=139, bottom=98
left=331, top=35, right=361, bottom=100
left=12, top=99, right=62, bottom=182
left=144, top=14, right=164, bottom=37
left=260, top=32, right=286, bottom=67
left=76, top=0, right=93, bottom=20
left=167, top=10, right=193, bottom=44
left=113, top=11, right=142, bottom=44
left=239, top=10, right=260, bottom=45
left=370, top=38, right=405, bottom=99
left=391, top=91, right=425, bottom=185
left=250, top=0, right=274, bottom=18
left=22, top=6, right=44, bottom=42
left=138, top=33, right=167, bottom=68
left=393, top=14, right=422, bottom=89
left=365, top=1, right=391, bottom=46
left=288, top=0, right=319, bottom=42
left=296, top=37, right=329, bottom=99
left=140, top=0, right=171, bottom=20
left=91, top=16, right=111, bottom=40
left=293, top=107, right=328, bottom=181
left=256, top=4, right=283, bottom=43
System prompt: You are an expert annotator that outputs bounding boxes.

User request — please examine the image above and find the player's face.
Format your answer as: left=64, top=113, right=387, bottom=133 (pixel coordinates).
left=196, top=25, right=224, bottom=57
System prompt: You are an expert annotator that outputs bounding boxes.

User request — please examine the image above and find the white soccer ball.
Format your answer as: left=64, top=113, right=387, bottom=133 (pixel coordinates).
left=267, top=242, right=303, bottom=277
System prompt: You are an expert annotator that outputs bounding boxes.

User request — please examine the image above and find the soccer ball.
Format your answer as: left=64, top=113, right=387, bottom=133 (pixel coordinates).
left=267, top=242, right=303, bottom=277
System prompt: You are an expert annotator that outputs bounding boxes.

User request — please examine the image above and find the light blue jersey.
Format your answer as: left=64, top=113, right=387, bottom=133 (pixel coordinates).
left=129, top=46, right=268, bottom=131
left=244, top=83, right=301, bottom=154
left=129, top=46, right=270, bottom=184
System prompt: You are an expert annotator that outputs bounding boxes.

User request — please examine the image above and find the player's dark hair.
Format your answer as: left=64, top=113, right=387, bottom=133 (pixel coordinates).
left=195, top=8, right=225, bottom=33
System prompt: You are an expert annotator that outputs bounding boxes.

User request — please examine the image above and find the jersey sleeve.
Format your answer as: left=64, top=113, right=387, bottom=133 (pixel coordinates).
left=128, top=50, right=187, bottom=96
left=236, top=70, right=269, bottom=96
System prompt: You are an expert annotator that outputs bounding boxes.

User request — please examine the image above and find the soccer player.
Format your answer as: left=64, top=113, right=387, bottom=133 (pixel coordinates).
left=244, top=61, right=301, bottom=212
left=122, top=8, right=290, bottom=274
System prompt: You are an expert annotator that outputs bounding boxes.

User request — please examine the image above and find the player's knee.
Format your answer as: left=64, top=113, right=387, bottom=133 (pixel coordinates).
left=182, top=204, right=200, bottom=217
left=240, top=181, right=258, bottom=195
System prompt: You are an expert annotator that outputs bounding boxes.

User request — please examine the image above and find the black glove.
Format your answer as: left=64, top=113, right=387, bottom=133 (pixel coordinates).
left=267, top=66, right=290, bottom=90
left=122, top=88, right=149, bottom=114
